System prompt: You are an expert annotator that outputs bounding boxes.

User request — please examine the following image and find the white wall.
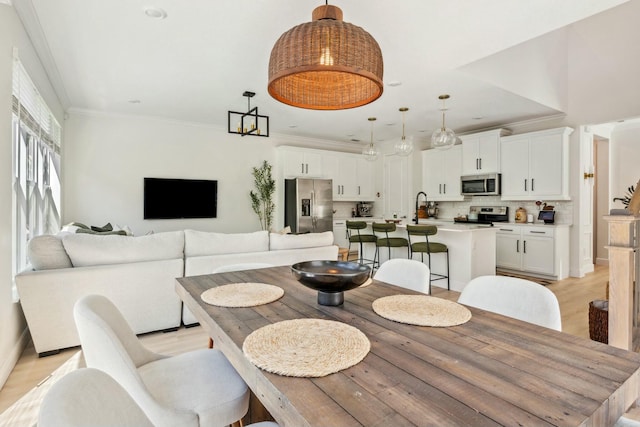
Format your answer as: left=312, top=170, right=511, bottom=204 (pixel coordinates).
left=63, top=111, right=282, bottom=235
left=0, top=4, right=64, bottom=388
left=610, top=121, right=640, bottom=210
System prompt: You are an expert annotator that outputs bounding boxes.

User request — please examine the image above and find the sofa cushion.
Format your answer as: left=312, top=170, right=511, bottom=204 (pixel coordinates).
left=27, top=235, right=73, bottom=270
left=269, top=231, right=334, bottom=251
left=184, top=230, right=269, bottom=257
left=62, top=231, right=184, bottom=267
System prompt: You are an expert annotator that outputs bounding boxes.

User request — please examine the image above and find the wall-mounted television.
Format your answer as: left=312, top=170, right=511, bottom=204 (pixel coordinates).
left=144, top=177, right=217, bottom=219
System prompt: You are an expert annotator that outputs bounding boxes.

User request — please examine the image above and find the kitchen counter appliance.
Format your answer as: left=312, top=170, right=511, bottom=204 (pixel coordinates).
left=356, top=202, right=373, bottom=217
left=461, top=173, right=501, bottom=196
left=454, top=206, right=508, bottom=226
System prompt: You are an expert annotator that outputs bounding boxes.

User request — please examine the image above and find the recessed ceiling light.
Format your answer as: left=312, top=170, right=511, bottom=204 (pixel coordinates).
left=472, top=116, right=484, bottom=120
left=128, top=99, right=141, bottom=104
left=346, top=133, right=355, bottom=137
left=144, top=7, right=167, bottom=19
left=386, top=122, right=396, bottom=126
left=288, top=124, right=298, bottom=128
left=388, top=81, right=402, bottom=87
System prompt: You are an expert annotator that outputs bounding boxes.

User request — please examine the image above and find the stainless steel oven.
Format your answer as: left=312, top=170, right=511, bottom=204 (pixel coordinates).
left=461, top=173, right=501, bottom=196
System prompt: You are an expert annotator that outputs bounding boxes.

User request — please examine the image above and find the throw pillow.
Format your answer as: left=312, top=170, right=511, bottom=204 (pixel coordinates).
left=27, top=235, right=73, bottom=270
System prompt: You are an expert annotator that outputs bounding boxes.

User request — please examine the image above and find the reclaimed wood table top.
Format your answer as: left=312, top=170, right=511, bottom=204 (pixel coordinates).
left=176, top=266, right=640, bottom=427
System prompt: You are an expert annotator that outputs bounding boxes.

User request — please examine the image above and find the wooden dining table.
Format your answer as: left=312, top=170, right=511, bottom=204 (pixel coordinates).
left=176, top=266, right=640, bottom=427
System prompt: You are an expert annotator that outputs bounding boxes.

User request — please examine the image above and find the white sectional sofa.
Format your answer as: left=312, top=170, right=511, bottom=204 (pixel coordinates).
left=16, top=229, right=338, bottom=356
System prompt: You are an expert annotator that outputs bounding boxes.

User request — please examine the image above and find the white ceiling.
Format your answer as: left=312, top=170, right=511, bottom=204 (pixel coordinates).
left=13, top=0, right=629, bottom=147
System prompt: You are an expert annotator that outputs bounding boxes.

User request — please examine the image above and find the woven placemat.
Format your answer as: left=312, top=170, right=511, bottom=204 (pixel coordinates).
left=201, top=283, right=284, bottom=307
left=372, top=295, right=472, bottom=327
left=243, top=319, right=370, bottom=377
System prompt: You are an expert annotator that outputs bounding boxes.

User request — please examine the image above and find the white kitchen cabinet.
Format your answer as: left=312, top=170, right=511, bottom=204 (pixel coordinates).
left=495, top=224, right=570, bottom=279
left=355, top=157, right=375, bottom=200
left=422, top=145, right=464, bottom=201
left=500, top=127, right=573, bottom=201
left=279, top=147, right=324, bottom=178
left=326, top=153, right=375, bottom=201
left=332, top=220, right=349, bottom=248
left=460, top=128, right=511, bottom=175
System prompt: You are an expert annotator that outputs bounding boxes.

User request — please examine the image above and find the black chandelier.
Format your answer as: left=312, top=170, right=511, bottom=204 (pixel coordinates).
left=228, top=91, right=269, bottom=137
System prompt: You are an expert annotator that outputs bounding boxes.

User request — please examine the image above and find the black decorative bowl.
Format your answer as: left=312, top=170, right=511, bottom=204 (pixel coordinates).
left=291, top=260, right=371, bottom=306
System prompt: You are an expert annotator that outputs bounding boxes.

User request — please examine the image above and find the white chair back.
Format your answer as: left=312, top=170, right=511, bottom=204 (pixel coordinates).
left=39, top=368, right=154, bottom=427
left=374, top=259, right=430, bottom=294
left=458, top=275, right=562, bottom=331
left=213, top=263, right=274, bottom=273
left=74, top=294, right=199, bottom=426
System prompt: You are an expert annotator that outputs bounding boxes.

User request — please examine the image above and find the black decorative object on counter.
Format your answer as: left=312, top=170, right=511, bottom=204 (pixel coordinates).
left=291, top=260, right=371, bottom=306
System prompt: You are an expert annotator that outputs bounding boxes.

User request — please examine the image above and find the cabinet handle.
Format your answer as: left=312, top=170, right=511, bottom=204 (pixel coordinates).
left=530, top=231, right=546, bottom=234
left=301, top=163, right=304, bottom=174
left=531, top=178, right=535, bottom=191
left=523, top=241, right=527, bottom=253
left=479, top=158, right=482, bottom=169
left=305, top=163, right=309, bottom=174
left=358, top=186, right=361, bottom=195
left=443, top=184, right=446, bottom=194
left=500, top=228, right=514, bottom=232
left=439, top=184, right=442, bottom=194
left=516, top=240, right=520, bottom=253
left=524, top=179, right=527, bottom=191
left=476, top=158, right=479, bottom=170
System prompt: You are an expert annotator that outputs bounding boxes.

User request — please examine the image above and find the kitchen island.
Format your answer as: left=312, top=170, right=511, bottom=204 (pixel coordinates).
left=361, top=219, right=496, bottom=292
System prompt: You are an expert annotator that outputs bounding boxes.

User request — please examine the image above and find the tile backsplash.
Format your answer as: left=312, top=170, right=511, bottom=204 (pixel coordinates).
left=434, top=196, right=573, bottom=224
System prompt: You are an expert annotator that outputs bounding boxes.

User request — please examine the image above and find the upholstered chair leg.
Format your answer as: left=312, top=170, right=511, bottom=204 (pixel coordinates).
left=208, top=337, right=214, bottom=349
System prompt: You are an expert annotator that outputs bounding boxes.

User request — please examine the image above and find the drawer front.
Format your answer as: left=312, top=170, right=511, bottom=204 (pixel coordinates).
left=495, top=226, right=520, bottom=235
left=521, top=226, right=554, bottom=238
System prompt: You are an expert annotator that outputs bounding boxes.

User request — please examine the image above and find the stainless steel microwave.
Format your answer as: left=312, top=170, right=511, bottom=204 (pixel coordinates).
left=461, top=173, right=501, bottom=196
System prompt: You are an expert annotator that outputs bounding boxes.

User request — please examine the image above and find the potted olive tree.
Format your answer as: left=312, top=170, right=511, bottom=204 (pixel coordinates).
left=250, top=160, right=275, bottom=231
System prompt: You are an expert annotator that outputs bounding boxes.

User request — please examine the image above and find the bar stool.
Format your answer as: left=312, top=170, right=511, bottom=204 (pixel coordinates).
left=406, top=224, right=450, bottom=292
left=372, top=222, right=409, bottom=270
left=346, top=220, right=377, bottom=267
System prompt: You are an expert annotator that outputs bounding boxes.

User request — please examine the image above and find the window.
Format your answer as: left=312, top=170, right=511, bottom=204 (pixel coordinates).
left=12, top=58, right=62, bottom=283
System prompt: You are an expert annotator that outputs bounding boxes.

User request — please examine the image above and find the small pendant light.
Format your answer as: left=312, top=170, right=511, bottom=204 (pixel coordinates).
left=362, top=117, right=379, bottom=161
left=431, top=94, right=456, bottom=150
left=394, top=107, right=414, bottom=156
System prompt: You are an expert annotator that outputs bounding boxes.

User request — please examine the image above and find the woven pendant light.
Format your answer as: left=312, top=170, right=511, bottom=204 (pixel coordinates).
left=268, top=4, right=384, bottom=110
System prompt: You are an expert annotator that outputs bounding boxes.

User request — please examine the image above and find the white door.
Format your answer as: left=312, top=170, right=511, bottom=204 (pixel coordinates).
left=529, top=134, right=563, bottom=197
left=500, top=136, right=529, bottom=198
left=580, top=126, right=595, bottom=274
left=384, top=155, right=409, bottom=219
left=496, top=232, right=522, bottom=270
left=522, top=236, right=555, bottom=275
left=461, top=136, right=480, bottom=175
left=356, top=158, right=375, bottom=200
left=477, top=134, right=500, bottom=173
left=422, top=150, right=443, bottom=200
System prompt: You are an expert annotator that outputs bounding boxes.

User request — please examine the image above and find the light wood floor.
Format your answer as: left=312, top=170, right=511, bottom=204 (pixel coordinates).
left=0, top=265, right=619, bottom=416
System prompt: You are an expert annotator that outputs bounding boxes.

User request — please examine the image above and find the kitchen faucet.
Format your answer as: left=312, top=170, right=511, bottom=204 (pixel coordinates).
left=414, top=191, right=427, bottom=224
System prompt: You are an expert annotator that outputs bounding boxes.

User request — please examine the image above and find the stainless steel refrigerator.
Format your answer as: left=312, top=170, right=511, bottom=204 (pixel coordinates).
left=285, top=178, right=333, bottom=233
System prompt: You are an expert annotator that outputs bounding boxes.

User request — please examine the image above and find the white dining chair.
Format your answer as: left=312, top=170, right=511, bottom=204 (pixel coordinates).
left=213, top=263, right=274, bottom=273
left=39, top=367, right=280, bottom=427
left=39, top=368, right=154, bottom=427
left=457, top=275, right=562, bottom=331
left=373, top=259, right=430, bottom=294
left=615, top=417, right=640, bottom=426
left=73, top=294, right=250, bottom=427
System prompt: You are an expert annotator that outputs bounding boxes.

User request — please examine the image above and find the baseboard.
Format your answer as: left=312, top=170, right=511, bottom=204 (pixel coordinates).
left=0, top=327, right=30, bottom=390
left=595, top=258, right=609, bottom=266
